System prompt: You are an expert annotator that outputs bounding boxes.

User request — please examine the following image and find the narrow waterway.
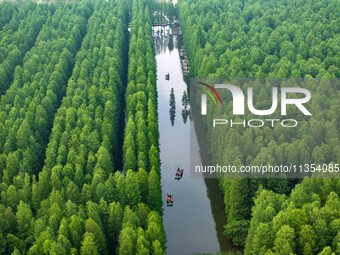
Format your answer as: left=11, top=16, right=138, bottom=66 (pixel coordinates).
left=154, top=26, right=239, bottom=255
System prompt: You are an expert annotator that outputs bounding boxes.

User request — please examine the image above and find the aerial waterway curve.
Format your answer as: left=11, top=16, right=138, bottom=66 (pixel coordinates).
left=153, top=26, right=239, bottom=255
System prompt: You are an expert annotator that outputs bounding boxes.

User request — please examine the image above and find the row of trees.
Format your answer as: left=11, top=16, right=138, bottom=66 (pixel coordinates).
left=179, top=0, right=339, bottom=79
left=0, top=2, right=54, bottom=95
left=245, top=178, right=340, bottom=255
left=0, top=1, right=16, bottom=30
left=121, top=0, right=165, bottom=253
left=31, top=0, right=128, bottom=254
left=205, top=79, right=339, bottom=248
left=0, top=0, right=166, bottom=253
left=0, top=0, right=93, bottom=253
left=1, top=0, right=30, bottom=9
left=0, top=1, right=29, bottom=34
left=178, top=0, right=340, bottom=252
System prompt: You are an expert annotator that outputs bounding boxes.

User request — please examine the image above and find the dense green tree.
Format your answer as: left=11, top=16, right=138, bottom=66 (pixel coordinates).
left=0, top=233, right=6, bottom=255
left=0, top=2, right=16, bottom=30
left=147, top=170, right=162, bottom=214
left=125, top=170, right=141, bottom=208
left=69, top=215, right=84, bottom=250
left=84, top=218, right=107, bottom=255
left=118, top=226, right=136, bottom=255
left=16, top=201, right=33, bottom=241
left=80, top=232, right=98, bottom=255
left=273, top=225, right=296, bottom=255
left=225, top=179, right=252, bottom=246
left=246, top=179, right=340, bottom=254
left=136, top=227, right=149, bottom=254
left=49, top=242, right=67, bottom=255
left=151, top=240, right=163, bottom=255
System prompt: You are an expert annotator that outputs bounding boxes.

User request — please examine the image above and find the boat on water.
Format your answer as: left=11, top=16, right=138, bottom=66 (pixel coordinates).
left=167, top=194, right=174, bottom=206
left=175, top=168, right=184, bottom=179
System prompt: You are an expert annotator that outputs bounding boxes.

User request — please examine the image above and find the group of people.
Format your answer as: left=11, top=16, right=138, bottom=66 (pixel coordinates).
left=167, top=193, right=173, bottom=204
left=175, top=167, right=182, bottom=177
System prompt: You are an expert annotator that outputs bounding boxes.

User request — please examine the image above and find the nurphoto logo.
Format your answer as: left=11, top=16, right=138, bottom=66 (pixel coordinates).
left=198, top=81, right=312, bottom=128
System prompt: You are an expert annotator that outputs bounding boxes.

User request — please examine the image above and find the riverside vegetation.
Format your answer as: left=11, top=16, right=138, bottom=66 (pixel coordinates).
left=178, top=0, right=340, bottom=254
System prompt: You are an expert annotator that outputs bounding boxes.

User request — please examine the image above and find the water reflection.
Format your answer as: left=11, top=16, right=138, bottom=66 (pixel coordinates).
left=153, top=26, right=170, bottom=55
left=168, top=34, right=174, bottom=52
left=169, top=87, right=176, bottom=126
left=170, top=108, right=176, bottom=126
left=181, top=109, right=190, bottom=124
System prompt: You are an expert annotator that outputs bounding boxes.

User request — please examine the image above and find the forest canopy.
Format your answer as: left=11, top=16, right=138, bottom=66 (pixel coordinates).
left=0, top=0, right=338, bottom=253
left=0, top=0, right=164, bottom=254
left=179, top=0, right=340, bottom=253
